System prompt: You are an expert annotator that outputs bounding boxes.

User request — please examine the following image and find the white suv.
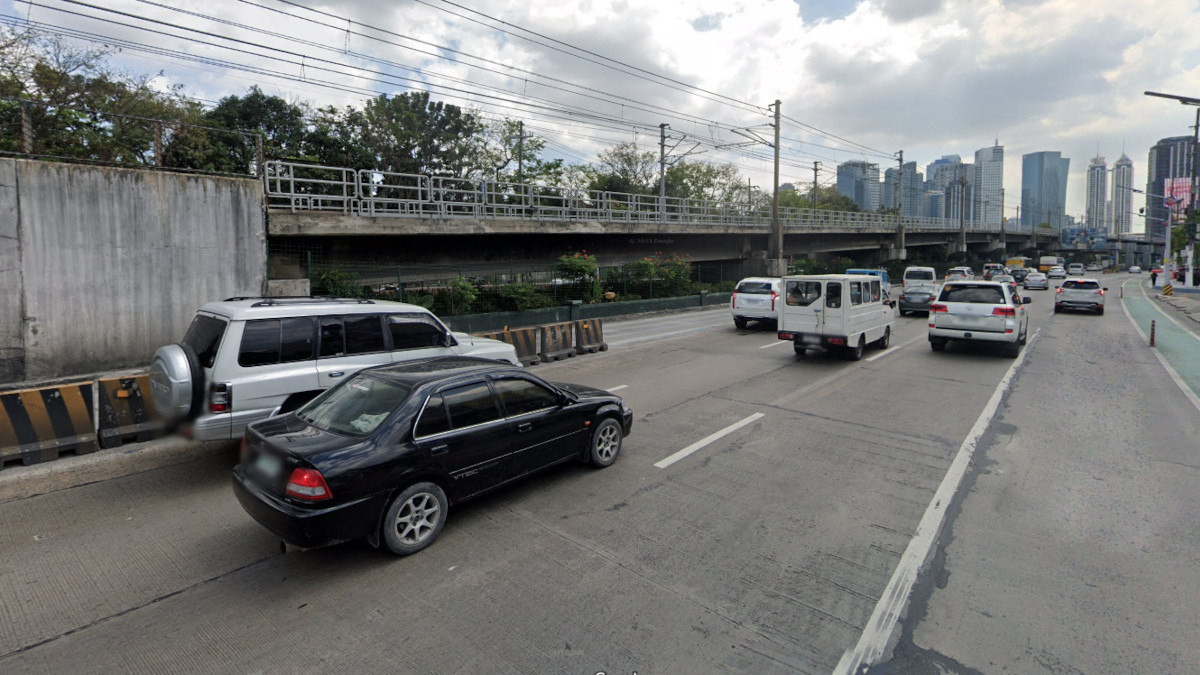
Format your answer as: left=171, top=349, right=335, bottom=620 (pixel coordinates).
left=929, top=281, right=1031, bottom=357
left=731, top=277, right=781, bottom=329
left=148, top=297, right=521, bottom=441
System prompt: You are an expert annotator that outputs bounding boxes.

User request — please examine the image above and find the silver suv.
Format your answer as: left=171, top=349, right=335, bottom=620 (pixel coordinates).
left=928, top=281, right=1031, bottom=357
left=148, top=297, right=521, bottom=441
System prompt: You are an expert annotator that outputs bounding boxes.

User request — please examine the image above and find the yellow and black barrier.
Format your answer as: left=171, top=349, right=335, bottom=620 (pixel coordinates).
left=538, top=322, right=576, bottom=362
left=574, top=318, right=608, bottom=354
left=1163, top=283, right=1174, bottom=296
left=477, top=328, right=540, bottom=366
left=0, top=383, right=97, bottom=468
left=97, top=375, right=165, bottom=449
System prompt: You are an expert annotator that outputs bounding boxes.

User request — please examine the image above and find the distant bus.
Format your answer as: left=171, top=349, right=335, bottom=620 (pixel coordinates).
left=1006, top=257, right=1031, bottom=269
left=1039, top=256, right=1065, bottom=272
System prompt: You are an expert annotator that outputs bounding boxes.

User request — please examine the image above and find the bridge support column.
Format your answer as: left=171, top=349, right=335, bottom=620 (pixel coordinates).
left=881, top=247, right=907, bottom=262
left=985, top=235, right=1006, bottom=252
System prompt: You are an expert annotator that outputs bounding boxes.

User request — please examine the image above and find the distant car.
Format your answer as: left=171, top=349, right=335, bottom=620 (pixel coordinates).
left=1047, top=267, right=1068, bottom=279
left=1067, top=263, right=1085, bottom=276
left=1023, top=272, right=1049, bottom=290
left=233, top=357, right=634, bottom=555
left=898, top=283, right=938, bottom=316
left=1055, top=278, right=1107, bottom=315
left=982, top=263, right=1007, bottom=280
left=1128, top=265, right=1142, bottom=274
left=731, top=277, right=781, bottom=329
left=1010, top=268, right=1030, bottom=283
left=992, top=274, right=1018, bottom=295
left=929, top=281, right=1031, bottom=358
left=1085, top=263, right=1102, bottom=272
left=946, top=266, right=974, bottom=281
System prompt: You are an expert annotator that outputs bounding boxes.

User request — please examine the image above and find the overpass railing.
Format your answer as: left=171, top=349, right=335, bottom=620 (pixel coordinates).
left=264, top=160, right=1006, bottom=234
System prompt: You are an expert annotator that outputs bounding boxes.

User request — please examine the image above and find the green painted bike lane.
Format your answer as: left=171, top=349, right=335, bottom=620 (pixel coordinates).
left=1120, top=279, right=1200, bottom=401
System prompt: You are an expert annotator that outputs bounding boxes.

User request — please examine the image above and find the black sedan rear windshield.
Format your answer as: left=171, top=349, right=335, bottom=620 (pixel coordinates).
left=940, top=285, right=1005, bottom=304
left=736, top=281, right=775, bottom=294
left=1062, top=280, right=1100, bottom=290
left=298, top=373, right=412, bottom=436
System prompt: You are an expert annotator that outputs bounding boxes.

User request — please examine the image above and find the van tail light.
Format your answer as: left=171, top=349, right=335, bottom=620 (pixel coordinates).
left=993, top=306, right=1016, bottom=316
left=210, top=382, right=231, bottom=413
left=929, top=303, right=948, bottom=313
left=770, top=290, right=779, bottom=311
left=286, top=468, right=332, bottom=501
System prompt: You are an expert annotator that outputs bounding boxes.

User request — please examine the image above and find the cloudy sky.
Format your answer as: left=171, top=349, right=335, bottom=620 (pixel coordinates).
left=6, top=0, right=1200, bottom=230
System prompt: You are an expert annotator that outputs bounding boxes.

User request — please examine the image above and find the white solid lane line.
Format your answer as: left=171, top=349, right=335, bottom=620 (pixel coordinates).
left=759, top=340, right=787, bottom=349
left=834, top=328, right=1042, bottom=674
left=606, top=385, right=629, bottom=392
left=654, top=413, right=766, bottom=469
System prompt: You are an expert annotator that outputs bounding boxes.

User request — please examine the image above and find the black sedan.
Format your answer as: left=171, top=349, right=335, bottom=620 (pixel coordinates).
left=898, top=283, right=939, bottom=315
left=233, top=357, right=633, bottom=555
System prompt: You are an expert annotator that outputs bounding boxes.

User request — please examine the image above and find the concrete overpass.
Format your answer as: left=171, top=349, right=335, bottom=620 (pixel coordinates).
left=263, top=161, right=1037, bottom=272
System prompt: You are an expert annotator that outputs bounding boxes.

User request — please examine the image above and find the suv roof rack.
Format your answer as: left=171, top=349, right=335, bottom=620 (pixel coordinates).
left=221, top=296, right=378, bottom=307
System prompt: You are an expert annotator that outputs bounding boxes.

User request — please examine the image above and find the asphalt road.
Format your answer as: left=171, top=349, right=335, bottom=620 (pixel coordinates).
left=2, top=279, right=1197, bottom=674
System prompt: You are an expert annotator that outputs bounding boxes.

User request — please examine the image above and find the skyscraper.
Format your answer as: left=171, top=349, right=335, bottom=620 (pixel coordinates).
left=1145, top=136, right=1193, bottom=242
left=1021, top=151, right=1070, bottom=231
left=1111, top=154, right=1133, bottom=236
left=925, top=155, right=962, bottom=191
left=883, top=162, right=923, bottom=218
left=1086, top=155, right=1107, bottom=230
left=835, top=161, right=881, bottom=211
left=974, top=143, right=1004, bottom=227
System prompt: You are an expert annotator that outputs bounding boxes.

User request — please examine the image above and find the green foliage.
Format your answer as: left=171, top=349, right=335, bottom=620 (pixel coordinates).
left=446, top=278, right=477, bottom=315
left=500, top=283, right=555, bottom=311
left=313, top=269, right=363, bottom=298
left=361, top=91, right=483, bottom=177
left=556, top=251, right=598, bottom=282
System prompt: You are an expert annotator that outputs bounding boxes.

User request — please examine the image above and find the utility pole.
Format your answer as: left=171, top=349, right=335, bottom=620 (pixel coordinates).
left=1189, top=107, right=1198, bottom=287
left=811, top=161, right=820, bottom=209
left=896, top=152, right=905, bottom=256
left=21, top=101, right=34, bottom=154
left=747, top=177, right=752, bottom=212
left=660, top=123, right=669, bottom=217
left=516, top=121, right=526, bottom=185
left=959, top=175, right=967, bottom=254
left=769, top=100, right=783, bottom=276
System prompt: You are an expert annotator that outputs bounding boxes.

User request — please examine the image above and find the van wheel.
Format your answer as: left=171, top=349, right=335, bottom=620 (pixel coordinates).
left=877, top=327, right=891, bottom=349
left=847, top=335, right=865, bottom=361
left=793, top=343, right=807, bottom=357
left=734, top=316, right=748, bottom=329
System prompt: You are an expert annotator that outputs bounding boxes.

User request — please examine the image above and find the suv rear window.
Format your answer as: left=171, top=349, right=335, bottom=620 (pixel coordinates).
left=183, top=315, right=227, bottom=368
left=736, top=281, right=775, bottom=294
left=940, top=285, right=1006, bottom=304
left=1062, top=280, right=1100, bottom=290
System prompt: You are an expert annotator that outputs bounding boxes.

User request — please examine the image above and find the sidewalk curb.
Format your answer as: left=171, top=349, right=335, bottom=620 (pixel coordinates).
left=0, top=437, right=233, bottom=504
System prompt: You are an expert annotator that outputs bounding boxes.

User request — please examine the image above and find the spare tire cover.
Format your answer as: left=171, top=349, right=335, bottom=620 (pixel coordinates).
left=149, top=343, right=204, bottom=421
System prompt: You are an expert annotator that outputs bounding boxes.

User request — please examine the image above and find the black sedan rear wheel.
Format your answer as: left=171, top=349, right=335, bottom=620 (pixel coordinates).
left=590, top=418, right=622, bottom=468
left=382, top=482, right=448, bottom=556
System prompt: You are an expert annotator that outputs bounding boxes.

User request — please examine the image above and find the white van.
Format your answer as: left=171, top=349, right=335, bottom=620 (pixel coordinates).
left=902, top=266, right=937, bottom=287
left=777, top=274, right=895, bottom=360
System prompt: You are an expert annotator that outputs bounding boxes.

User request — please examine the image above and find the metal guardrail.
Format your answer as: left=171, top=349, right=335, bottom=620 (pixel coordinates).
left=264, top=160, right=1016, bottom=234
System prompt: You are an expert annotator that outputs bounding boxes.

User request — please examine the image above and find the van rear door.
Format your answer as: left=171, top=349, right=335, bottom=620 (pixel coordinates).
left=782, top=279, right=825, bottom=335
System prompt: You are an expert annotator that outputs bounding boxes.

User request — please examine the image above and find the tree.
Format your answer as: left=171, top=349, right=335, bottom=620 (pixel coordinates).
left=585, top=142, right=658, bottom=195
left=777, top=185, right=859, bottom=212
left=359, top=91, right=483, bottom=177
left=665, top=160, right=743, bottom=202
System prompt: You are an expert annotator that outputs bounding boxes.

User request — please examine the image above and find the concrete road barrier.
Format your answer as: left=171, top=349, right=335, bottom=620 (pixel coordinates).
left=573, top=318, right=608, bottom=354
left=0, top=383, right=97, bottom=469
left=475, top=327, right=540, bottom=366
left=538, top=322, right=576, bottom=362
left=97, top=375, right=165, bottom=449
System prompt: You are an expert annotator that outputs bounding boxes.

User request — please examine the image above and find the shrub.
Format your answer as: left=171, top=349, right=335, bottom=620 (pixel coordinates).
left=500, top=283, right=556, bottom=311
left=313, top=269, right=363, bottom=298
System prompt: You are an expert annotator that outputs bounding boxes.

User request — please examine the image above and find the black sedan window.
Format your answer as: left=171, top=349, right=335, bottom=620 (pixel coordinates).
left=442, top=382, right=502, bottom=430
left=298, top=373, right=411, bottom=436
left=494, top=378, right=559, bottom=417
left=414, top=394, right=450, bottom=437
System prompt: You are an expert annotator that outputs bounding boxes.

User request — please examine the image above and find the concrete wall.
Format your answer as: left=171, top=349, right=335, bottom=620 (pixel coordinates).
left=1, top=159, right=265, bottom=385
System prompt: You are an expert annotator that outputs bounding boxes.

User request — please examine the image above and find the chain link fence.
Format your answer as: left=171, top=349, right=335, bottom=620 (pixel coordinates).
left=268, top=241, right=742, bottom=317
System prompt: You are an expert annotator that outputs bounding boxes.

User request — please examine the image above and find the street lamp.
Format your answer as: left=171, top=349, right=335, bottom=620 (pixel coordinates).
left=1132, top=187, right=1178, bottom=286
left=1144, top=90, right=1199, bottom=287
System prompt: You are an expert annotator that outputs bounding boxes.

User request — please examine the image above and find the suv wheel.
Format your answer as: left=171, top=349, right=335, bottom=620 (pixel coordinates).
left=733, top=316, right=748, bottom=329
left=148, top=343, right=204, bottom=422
left=930, top=338, right=946, bottom=352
